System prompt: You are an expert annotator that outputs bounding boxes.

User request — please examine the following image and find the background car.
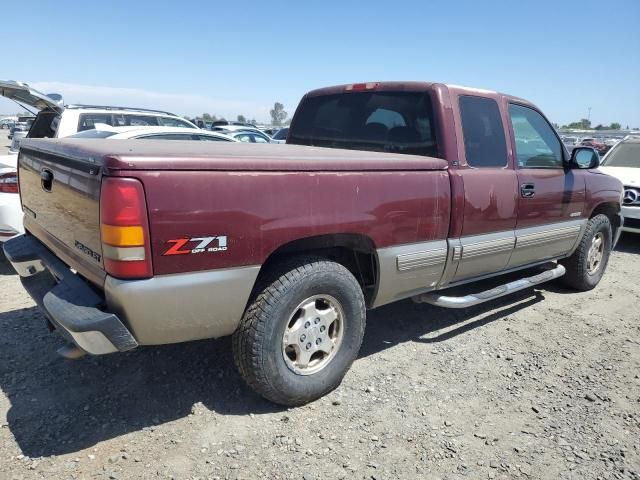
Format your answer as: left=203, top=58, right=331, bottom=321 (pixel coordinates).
left=0, top=126, right=238, bottom=242
left=0, top=117, right=17, bottom=129
left=8, top=116, right=35, bottom=139
left=219, top=128, right=274, bottom=143
left=598, top=135, right=640, bottom=234
left=271, top=127, right=289, bottom=143
left=211, top=120, right=256, bottom=129
left=580, top=137, right=608, bottom=155
left=69, top=126, right=238, bottom=142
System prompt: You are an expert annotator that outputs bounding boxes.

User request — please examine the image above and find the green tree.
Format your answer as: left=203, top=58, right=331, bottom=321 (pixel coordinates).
left=237, top=114, right=247, bottom=123
left=566, top=118, right=591, bottom=129
left=594, top=124, right=605, bottom=130
left=609, top=122, right=621, bottom=130
left=270, top=102, right=288, bottom=126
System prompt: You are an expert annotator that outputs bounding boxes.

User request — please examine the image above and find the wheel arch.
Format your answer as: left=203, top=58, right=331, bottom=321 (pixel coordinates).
left=589, top=201, right=621, bottom=238
left=253, top=233, right=379, bottom=306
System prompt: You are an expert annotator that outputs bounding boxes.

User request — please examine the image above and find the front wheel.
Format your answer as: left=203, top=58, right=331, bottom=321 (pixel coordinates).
left=232, top=258, right=366, bottom=406
left=560, top=214, right=612, bottom=291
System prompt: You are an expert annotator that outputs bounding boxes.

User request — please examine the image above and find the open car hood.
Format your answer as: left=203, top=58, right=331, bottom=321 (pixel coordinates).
left=0, top=80, right=64, bottom=113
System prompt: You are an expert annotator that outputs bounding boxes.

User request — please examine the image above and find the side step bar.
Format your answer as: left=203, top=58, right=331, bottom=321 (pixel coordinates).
left=413, top=264, right=566, bottom=308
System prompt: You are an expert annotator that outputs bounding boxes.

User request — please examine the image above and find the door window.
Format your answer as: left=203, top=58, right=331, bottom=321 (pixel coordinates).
left=509, top=104, right=563, bottom=169
left=459, top=96, right=508, bottom=167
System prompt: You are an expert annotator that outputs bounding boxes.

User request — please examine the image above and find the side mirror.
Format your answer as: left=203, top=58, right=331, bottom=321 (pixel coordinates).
left=570, top=147, right=600, bottom=169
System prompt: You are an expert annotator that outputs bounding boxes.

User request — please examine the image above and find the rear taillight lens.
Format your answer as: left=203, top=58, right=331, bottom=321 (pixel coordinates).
left=100, top=177, right=153, bottom=279
left=0, top=172, right=18, bottom=194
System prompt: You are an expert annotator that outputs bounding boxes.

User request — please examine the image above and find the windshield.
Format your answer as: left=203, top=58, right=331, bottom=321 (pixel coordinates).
left=69, top=130, right=118, bottom=139
left=288, top=91, right=439, bottom=157
left=601, top=142, right=640, bottom=168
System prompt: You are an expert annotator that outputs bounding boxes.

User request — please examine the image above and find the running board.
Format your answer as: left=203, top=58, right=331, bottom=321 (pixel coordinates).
left=413, top=264, right=566, bottom=308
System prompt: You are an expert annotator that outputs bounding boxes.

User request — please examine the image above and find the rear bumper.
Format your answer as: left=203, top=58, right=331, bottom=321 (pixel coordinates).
left=3, top=234, right=138, bottom=354
left=3, top=233, right=262, bottom=352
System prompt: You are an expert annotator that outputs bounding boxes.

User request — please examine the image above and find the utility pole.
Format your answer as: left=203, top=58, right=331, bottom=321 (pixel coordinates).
left=587, top=107, right=592, bottom=122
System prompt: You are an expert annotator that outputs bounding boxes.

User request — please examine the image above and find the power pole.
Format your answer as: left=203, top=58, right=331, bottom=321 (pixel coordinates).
left=587, top=107, right=592, bottom=122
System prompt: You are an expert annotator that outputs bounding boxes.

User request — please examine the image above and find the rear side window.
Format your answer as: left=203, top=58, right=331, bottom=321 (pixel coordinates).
left=459, top=96, right=508, bottom=167
left=158, top=116, right=193, bottom=128
left=78, top=113, right=112, bottom=132
left=288, top=91, right=439, bottom=157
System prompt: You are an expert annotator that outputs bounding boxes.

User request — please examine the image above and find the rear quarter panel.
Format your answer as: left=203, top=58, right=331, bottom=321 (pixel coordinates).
left=125, top=169, right=452, bottom=275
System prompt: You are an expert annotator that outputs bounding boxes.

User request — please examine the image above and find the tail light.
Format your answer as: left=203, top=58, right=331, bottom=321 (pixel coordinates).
left=100, top=177, right=153, bottom=279
left=0, top=172, right=19, bottom=194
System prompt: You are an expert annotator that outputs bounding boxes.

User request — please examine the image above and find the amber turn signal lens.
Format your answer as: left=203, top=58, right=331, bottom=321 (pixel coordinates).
left=100, top=224, right=144, bottom=247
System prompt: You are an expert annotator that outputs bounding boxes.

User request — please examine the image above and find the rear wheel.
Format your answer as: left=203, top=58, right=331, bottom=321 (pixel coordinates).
left=232, top=258, right=366, bottom=406
left=560, top=214, right=612, bottom=291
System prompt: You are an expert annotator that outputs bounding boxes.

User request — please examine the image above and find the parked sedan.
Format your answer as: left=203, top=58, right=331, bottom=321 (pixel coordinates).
left=69, top=126, right=238, bottom=142
left=0, top=127, right=238, bottom=242
left=221, top=129, right=274, bottom=143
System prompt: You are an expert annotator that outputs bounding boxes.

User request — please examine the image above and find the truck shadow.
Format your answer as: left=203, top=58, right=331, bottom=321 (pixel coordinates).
left=0, top=249, right=16, bottom=275
left=1, top=286, right=544, bottom=458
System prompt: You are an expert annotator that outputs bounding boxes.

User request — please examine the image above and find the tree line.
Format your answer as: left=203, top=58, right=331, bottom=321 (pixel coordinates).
left=191, top=102, right=290, bottom=126
left=561, top=119, right=626, bottom=130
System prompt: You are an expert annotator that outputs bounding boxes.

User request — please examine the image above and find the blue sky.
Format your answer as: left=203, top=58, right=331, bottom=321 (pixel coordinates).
left=1, top=0, right=638, bottom=126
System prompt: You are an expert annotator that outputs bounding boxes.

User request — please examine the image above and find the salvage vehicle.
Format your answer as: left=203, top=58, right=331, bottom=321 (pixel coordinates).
left=599, top=135, right=640, bottom=234
left=3, top=81, right=623, bottom=406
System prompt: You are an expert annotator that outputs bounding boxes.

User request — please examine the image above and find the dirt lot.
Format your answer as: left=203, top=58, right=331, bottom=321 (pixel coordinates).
left=0, top=236, right=638, bottom=480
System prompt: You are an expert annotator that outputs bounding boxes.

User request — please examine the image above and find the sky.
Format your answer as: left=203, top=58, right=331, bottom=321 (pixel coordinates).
left=1, top=0, right=638, bottom=126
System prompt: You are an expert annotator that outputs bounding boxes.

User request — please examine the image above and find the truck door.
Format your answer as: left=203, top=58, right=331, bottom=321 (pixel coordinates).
left=506, top=103, right=586, bottom=268
left=448, top=95, right=519, bottom=282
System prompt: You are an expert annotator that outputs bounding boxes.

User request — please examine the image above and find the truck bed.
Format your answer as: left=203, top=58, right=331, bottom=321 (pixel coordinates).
left=20, top=139, right=449, bottom=172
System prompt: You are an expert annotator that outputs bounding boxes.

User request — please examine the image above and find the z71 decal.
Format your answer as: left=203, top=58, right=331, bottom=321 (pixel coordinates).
left=163, top=236, right=228, bottom=256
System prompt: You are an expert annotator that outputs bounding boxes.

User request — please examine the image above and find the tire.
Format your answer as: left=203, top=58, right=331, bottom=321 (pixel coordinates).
left=232, top=257, right=366, bottom=406
left=560, top=214, right=612, bottom=291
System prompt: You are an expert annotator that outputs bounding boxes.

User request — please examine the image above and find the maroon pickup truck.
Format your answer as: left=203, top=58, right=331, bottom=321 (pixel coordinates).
left=4, top=82, right=623, bottom=406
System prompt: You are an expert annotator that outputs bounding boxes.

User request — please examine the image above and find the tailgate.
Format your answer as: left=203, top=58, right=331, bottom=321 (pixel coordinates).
left=18, top=143, right=105, bottom=284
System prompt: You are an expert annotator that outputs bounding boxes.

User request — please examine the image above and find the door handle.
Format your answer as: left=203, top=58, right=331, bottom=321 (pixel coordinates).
left=520, top=183, right=535, bottom=198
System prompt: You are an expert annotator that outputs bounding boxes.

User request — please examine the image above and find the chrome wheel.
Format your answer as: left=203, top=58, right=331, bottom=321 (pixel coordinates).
left=587, top=232, right=605, bottom=275
left=282, top=295, right=344, bottom=376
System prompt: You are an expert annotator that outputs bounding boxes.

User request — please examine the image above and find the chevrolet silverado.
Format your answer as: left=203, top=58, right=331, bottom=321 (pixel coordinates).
left=3, top=82, right=624, bottom=406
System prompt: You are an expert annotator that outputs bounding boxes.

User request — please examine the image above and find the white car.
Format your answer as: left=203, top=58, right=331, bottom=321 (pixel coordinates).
left=0, top=156, right=20, bottom=241
left=599, top=136, right=640, bottom=234
left=69, top=126, right=238, bottom=142
left=0, top=127, right=237, bottom=242
left=216, top=127, right=275, bottom=143
left=0, top=80, right=197, bottom=154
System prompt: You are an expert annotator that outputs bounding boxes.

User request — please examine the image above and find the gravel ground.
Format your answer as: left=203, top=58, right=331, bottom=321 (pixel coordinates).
left=0, top=236, right=638, bottom=480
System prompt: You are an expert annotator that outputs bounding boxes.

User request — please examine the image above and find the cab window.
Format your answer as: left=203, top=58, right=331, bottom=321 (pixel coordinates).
left=509, top=104, right=563, bottom=169
left=459, top=96, right=508, bottom=168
